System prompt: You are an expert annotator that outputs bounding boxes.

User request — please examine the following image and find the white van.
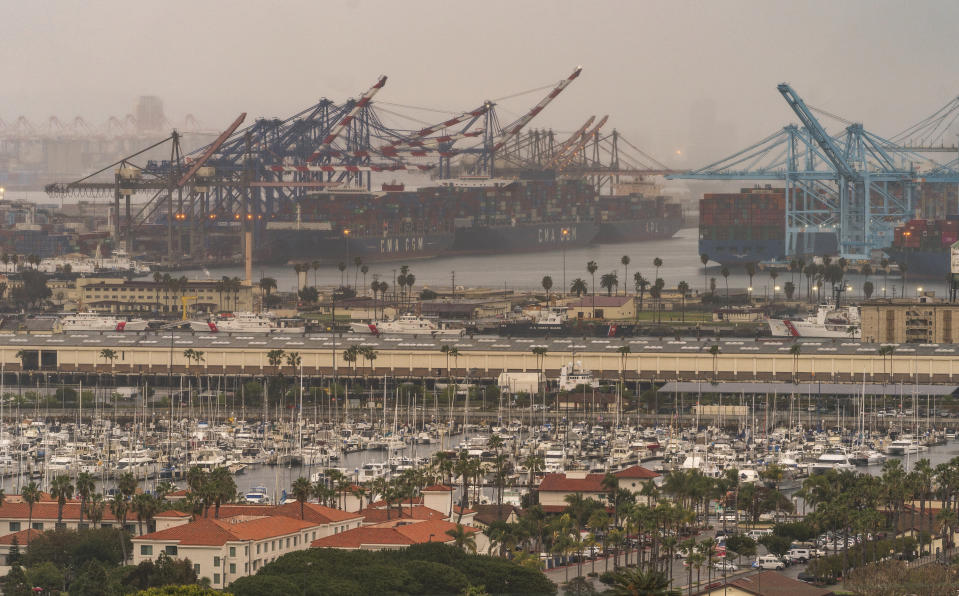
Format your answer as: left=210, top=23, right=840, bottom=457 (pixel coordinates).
left=754, top=555, right=785, bottom=570
left=787, top=548, right=812, bottom=563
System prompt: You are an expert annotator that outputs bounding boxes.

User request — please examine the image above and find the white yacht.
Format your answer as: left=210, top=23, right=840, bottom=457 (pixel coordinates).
left=61, top=312, right=149, bottom=332
left=243, top=485, right=270, bottom=505
left=808, top=448, right=855, bottom=474
left=356, top=313, right=464, bottom=337
left=768, top=304, right=860, bottom=338
left=559, top=361, right=599, bottom=392
left=885, top=436, right=924, bottom=456
left=38, top=249, right=151, bottom=276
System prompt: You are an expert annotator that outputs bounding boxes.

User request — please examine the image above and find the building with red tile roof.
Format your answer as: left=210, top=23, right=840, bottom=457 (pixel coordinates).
left=537, top=467, right=659, bottom=509
left=0, top=496, right=191, bottom=535
left=131, top=508, right=364, bottom=590
left=311, top=518, right=479, bottom=551
left=0, top=528, right=43, bottom=576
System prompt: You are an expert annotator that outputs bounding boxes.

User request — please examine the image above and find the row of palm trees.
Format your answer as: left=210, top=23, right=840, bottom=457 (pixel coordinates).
left=0, top=253, right=43, bottom=272
left=799, top=457, right=959, bottom=579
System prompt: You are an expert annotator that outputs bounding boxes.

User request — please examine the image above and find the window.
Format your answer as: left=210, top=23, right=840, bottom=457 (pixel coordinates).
left=213, top=556, right=220, bottom=567
left=9, top=522, right=19, bottom=532
left=244, top=563, right=248, bottom=573
left=165, top=545, right=178, bottom=556
left=286, top=537, right=290, bottom=548
left=229, top=546, right=235, bottom=557
left=32, top=523, right=43, bottom=530
left=244, top=546, right=249, bottom=555
left=140, top=545, right=153, bottom=556
left=229, top=563, right=236, bottom=574
left=194, top=564, right=200, bottom=574
left=256, top=544, right=260, bottom=554
left=213, top=574, right=220, bottom=585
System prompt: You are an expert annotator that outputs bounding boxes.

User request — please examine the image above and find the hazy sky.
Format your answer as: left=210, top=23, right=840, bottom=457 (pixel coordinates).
left=4, top=0, right=958, bottom=168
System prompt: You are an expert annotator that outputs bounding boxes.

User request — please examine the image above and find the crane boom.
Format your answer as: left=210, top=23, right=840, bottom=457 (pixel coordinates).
left=177, top=113, right=246, bottom=187
left=492, top=66, right=582, bottom=152
left=271, top=164, right=433, bottom=173
left=381, top=103, right=491, bottom=149
left=546, top=116, right=596, bottom=168
left=307, top=75, right=387, bottom=162
left=556, top=115, right=608, bottom=170
left=777, top=83, right=857, bottom=180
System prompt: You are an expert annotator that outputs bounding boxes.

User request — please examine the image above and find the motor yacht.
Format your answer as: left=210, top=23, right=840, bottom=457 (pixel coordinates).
left=61, top=312, right=149, bottom=332
left=808, top=448, right=855, bottom=474
left=558, top=360, right=599, bottom=391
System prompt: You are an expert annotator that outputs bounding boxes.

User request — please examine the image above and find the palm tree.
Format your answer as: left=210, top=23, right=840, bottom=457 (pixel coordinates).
left=337, top=262, right=347, bottom=288
left=621, top=255, right=631, bottom=296
left=182, top=348, right=204, bottom=371
left=267, top=349, right=286, bottom=376
left=605, top=566, right=679, bottom=596
left=208, top=467, right=236, bottom=519
left=570, top=278, right=588, bottom=297
left=720, top=266, right=730, bottom=303
left=587, top=260, right=598, bottom=318
left=292, top=477, right=312, bottom=519
left=446, top=523, right=477, bottom=553
left=601, top=272, right=619, bottom=297
left=769, top=269, right=779, bottom=301
left=99, top=348, right=118, bottom=370
left=708, top=345, right=721, bottom=382
left=311, top=260, right=321, bottom=288
left=132, top=493, right=158, bottom=536
left=22, top=482, right=39, bottom=546
left=360, top=264, right=369, bottom=295
left=653, top=257, right=663, bottom=282
left=677, top=281, right=689, bottom=322
left=50, top=474, right=74, bottom=528
left=634, top=273, right=649, bottom=321
left=700, top=253, right=709, bottom=296
left=86, top=494, right=105, bottom=529
left=541, top=275, right=553, bottom=306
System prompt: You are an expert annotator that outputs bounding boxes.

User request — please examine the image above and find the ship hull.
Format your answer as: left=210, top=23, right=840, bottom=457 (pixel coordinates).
left=699, top=238, right=785, bottom=267
left=258, top=230, right=455, bottom=264
left=596, top=217, right=682, bottom=243
left=884, top=248, right=948, bottom=279
left=450, top=221, right=599, bottom=255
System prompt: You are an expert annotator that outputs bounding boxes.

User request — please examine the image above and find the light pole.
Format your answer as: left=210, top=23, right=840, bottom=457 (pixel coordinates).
left=561, top=228, right=569, bottom=298
left=343, top=229, right=351, bottom=288
left=773, top=285, right=780, bottom=302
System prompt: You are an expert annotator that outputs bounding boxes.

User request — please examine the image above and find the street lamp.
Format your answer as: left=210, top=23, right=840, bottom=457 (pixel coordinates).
left=747, top=286, right=753, bottom=304
left=773, top=285, right=780, bottom=301
left=561, top=228, right=569, bottom=298
left=343, top=229, right=351, bottom=287
left=917, top=286, right=923, bottom=297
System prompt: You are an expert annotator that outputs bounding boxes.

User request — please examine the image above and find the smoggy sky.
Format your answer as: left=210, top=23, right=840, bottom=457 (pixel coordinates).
left=4, top=0, right=958, bottom=169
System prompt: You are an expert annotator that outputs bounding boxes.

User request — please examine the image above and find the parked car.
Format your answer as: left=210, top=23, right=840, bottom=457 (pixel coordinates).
left=713, top=559, right=737, bottom=572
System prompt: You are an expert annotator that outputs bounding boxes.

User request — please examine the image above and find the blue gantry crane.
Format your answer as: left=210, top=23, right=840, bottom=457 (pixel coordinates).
left=673, top=83, right=959, bottom=261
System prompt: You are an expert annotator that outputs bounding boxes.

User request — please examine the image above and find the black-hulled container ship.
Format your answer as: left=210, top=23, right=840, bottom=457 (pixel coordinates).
left=443, top=176, right=598, bottom=254
left=883, top=218, right=959, bottom=279
left=596, top=180, right=683, bottom=243
left=258, top=173, right=682, bottom=263
left=698, top=186, right=786, bottom=266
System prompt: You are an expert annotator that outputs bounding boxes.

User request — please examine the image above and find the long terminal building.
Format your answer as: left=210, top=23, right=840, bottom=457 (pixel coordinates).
left=3, top=332, right=959, bottom=385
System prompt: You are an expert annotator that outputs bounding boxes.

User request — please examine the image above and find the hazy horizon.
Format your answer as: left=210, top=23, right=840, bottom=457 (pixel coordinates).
left=3, top=0, right=958, bottom=171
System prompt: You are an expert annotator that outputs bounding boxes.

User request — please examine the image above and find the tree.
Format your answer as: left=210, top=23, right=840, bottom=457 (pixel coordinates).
left=541, top=276, right=553, bottom=305
left=570, top=278, right=588, bottom=298
left=292, top=476, right=312, bottom=520
left=603, top=567, right=679, bottom=595
left=600, top=272, right=619, bottom=297
left=677, top=281, right=689, bottom=322
left=700, top=253, right=709, bottom=296
left=21, top=482, right=40, bottom=547
left=50, top=474, right=74, bottom=528
left=182, top=348, right=204, bottom=370
left=784, top=280, right=796, bottom=300
left=337, top=261, right=347, bottom=287
left=267, top=349, right=286, bottom=376
left=653, top=257, right=663, bottom=282
left=587, top=261, right=598, bottom=318
left=721, top=266, right=730, bottom=302
left=634, top=273, right=649, bottom=319
left=864, top=280, right=874, bottom=299
left=298, top=285, right=319, bottom=304
left=258, top=277, right=277, bottom=299
left=207, top=467, right=236, bottom=519
left=759, top=533, right=791, bottom=558
left=99, top=348, right=118, bottom=369
left=446, top=524, right=477, bottom=554
left=132, top=493, right=158, bottom=535
left=76, top=472, right=94, bottom=527
left=621, top=255, right=631, bottom=296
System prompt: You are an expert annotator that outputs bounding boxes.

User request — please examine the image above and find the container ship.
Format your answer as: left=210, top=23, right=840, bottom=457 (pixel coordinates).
left=258, top=173, right=682, bottom=263
left=445, top=176, right=598, bottom=255
left=698, top=186, right=786, bottom=266
left=595, top=180, right=684, bottom=243
left=883, top=218, right=959, bottom=279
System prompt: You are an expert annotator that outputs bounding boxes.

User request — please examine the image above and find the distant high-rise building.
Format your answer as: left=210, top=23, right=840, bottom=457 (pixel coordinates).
left=135, top=96, right=165, bottom=132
